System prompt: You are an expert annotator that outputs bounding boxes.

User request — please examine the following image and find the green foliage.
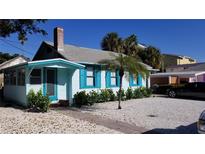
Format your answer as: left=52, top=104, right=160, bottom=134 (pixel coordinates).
left=140, top=87, right=152, bottom=97
left=101, top=32, right=138, bottom=55
left=107, top=89, right=116, bottom=101
left=73, top=88, right=152, bottom=108
left=0, top=52, right=21, bottom=64
left=117, top=89, right=126, bottom=101
left=0, top=19, right=47, bottom=44
left=132, top=87, right=152, bottom=99
left=87, top=90, right=100, bottom=105
left=27, top=89, right=50, bottom=112
left=126, top=87, right=134, bottom=100
left=74, top=91, right=89, bottom=107
left=133, top=88, right=144, bottom=99
left=99, top=89, right=110, bottom=102
left=74, top=89, right=117, bottom=107
left=138, top=46, right=162, bottom=69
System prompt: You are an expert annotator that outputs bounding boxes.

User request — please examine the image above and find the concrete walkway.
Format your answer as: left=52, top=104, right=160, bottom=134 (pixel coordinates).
left=55, top=108, right=152, bottom=134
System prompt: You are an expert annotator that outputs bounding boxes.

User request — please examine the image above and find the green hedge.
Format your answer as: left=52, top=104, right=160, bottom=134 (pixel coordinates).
left=74, top=87, right=152, bottom=107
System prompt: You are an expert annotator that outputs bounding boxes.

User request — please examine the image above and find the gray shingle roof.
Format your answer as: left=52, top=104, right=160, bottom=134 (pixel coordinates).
left=45, top=41, right=120, bottom=64
left=45, top=41, right=154, bottom=70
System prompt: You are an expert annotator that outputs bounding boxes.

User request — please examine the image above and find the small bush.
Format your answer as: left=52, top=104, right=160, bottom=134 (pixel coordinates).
left=87, top=90, right=100, bottom=105
left=139, top=87, right=152, bottom=97
left=147, top=88, right=152, bottom=97
left=117, top=89, right=126, bottom=101
left=126, top=87, right=134, bottom=100
left=99, top=89, right=110, bottom=102
left=27, top=89, right=50, bottom=112
left=107, top=89, right=116, bottom=101
left=133, top=88, right=143, bottom=99
left=140, top=87, right=148, bottom=97
left=74, top=91, right=89, bottom=107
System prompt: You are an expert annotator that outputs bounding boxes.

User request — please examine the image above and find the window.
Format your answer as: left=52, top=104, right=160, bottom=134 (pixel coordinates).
left=30, top=69, right=41, bottom=84
left=132, top=75, right=138, bottom=85
left=86, top=66, right=95, bottom=86
left=10, top=70, right=16, bottom=85
left=80, top=66, right=101, bottom=89
left=130, top=73, right=140, bottom=86
left=18, top=68, right=25, bottom=86
left=106, top=70, right=119, bottom=88
left=110, top=71, right=117, bottom=86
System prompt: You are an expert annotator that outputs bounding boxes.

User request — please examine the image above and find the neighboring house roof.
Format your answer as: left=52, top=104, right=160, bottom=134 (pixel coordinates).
left=150, top=71, right=205, bottom=78
left=167, top=62, right=205, bottom=72
left=44, top=41, right=155, bottom=71
left=0, top=55, right=30, bottom=70
left=163, top=53, right=196, bottom=61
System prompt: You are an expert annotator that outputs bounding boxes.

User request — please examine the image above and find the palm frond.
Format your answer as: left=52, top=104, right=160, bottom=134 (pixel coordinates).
left=123, top=55, right=148, bottom=79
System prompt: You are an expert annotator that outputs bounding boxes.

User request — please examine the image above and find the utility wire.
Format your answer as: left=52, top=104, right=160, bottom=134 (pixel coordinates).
left=0, top=38, right=40, bottom=46
left=0, top=38, right=33, bottom=56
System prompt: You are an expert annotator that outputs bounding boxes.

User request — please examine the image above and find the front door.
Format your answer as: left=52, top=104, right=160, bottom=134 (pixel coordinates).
left=44, top=68, right=57, bottom=101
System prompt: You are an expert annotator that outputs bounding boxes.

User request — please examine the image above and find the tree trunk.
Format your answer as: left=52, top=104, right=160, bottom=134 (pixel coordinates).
left=118, top=69, right=124, bottom=109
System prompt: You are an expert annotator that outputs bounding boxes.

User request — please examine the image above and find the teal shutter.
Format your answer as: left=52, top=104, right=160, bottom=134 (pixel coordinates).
left=80, top=68, right=86, bottom=89
left=106, top=70, right=111, bottom=88
left=116, top=70, right=120, bottom=87
left=95, top=66, right=101, bottom=88
left=129, top=73, right=133, bottom=86
left=138, top=74, right=142, bottom=86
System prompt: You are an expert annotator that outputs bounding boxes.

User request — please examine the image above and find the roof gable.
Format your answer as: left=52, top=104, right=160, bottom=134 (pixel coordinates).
left=0, top=55, right=30, bottom=70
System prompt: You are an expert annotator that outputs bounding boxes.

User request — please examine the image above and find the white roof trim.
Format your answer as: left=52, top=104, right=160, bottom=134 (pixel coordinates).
left=151, top=71, right=205, bottom=77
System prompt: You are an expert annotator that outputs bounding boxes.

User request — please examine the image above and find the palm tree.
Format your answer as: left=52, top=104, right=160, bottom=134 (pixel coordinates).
left=100, top=53, right=148, bottom=109
left=101, top=33, right=139, bottom=56
left=101, top=32, right=122, bottom=52
left=138, top=46, right=162, bottom=69
left=122, top=34, right=138, bottom=56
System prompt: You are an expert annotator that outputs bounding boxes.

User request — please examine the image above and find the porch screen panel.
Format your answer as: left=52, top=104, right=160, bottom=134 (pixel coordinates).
left=30, top=69, right=41, bottom=84
left=47, top=69, right=55, bottom=96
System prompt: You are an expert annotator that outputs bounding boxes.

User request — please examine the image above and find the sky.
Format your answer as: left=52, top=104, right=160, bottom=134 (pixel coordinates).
left=0, top=19, right=205, bottom=62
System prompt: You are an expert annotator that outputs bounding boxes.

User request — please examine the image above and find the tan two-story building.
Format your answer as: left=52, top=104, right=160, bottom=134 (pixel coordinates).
left=162, top=54, right=196, bottom=70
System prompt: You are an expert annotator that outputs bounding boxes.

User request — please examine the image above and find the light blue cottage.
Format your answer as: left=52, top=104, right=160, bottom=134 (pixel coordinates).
left=3, top=27, right=155, bottom=106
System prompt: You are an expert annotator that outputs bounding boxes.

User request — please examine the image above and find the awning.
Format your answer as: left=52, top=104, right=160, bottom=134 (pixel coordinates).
left=1, top=58, right=85, bottom=71
left=27, top=58, right=85, bottom=69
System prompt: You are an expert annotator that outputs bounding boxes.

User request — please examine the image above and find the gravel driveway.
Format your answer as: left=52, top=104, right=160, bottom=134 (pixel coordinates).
left=0, top=106, right=120, bottom=134
left=80, top=97, right=205, bottom=133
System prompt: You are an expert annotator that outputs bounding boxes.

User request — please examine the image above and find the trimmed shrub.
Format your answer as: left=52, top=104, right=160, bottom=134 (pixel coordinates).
left=133, top=88, right=143, bottom=99
left=27, top=89, right=50, bottom=112
left=99, top=89, right=110, bottom=102
left=146, top=88, right=152, bottom=97
left=87, top=90, right=100, bottom=105
left=107, top=89, right=116, bottom=101
left=140, top=87, right=147, bottom=97
left=126, top=87, right=134, bottom=100
left=142, top=88, right=152, bottom=97
left=117, top=89, right=126, bottom=101
left=74, top=91, right=89, bottom=107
